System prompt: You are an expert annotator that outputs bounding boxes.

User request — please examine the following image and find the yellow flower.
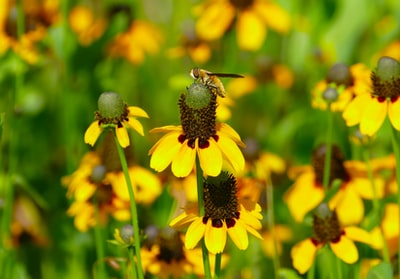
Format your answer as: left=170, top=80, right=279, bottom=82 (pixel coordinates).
left=261, top=224, right=292, bottom=257
left=140, top=227, right=227, bottom=278
left=149, top=123, right=245, bottom=177
left=284, top=144, right=385, bottom=225
left=63, top=149, right=161, bottom=232
left=108, top=20, right=163, bottom=64
left=84, top=92, right=149, bottom=148
left=0, top=0, right=59, bottom=63
left=343, top=56, right=400, bottom=136
left=194, top=0, right=290, bottom=50
left=170, top=172, right=263, bottom=254
left=69, top=5, right=106, bottom=46
left=312, top=63, right=371, bottom=111
left=291, top=204, right=376, bottom=274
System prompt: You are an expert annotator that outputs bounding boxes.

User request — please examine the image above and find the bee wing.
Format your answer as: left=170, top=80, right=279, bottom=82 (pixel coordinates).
left=209, top=72, right=244, bottom=78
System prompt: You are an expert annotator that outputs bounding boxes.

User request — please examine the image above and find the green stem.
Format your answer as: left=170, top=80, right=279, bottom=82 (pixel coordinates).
left=306, top=260, right=315, bottom=279
left=323, top=104, right=334, bottom=192
left=335, top=254, right=343, bottom=279
left=128, top=247, right=138, bottom=279
left=114, top=132, right=144, bottom=279
left=93, top=196, right=106, bottom=279
left=195, top=158, right=212, bottom=279
left=362, top=148, right=390, bottom=263
left=214, top=253, right=222, bottom=279
left=266, top=179, right=280, bottom=279
left=389, top=125, right=400, bottom=275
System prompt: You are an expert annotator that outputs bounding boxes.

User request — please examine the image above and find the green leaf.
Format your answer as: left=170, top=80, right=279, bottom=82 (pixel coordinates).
left=366, top=262, right=393, bottom=279
left=278, top=268, right=303, bottom=279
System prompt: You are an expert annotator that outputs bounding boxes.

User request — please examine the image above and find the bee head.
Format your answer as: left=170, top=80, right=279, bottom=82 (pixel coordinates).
left=190, top=67, right=200, bottom=79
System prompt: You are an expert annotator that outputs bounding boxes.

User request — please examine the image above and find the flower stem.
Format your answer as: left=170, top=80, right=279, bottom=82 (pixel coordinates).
left=266, top=178, right=280, bottom=279
left=195, top=157, right=212, bottom=279
left=389, top=125, right=400, bottom=274
left=323, top=104, right=334, bottom=192
left=128, top=247, right=138, bottom=279
left=362, top=148, right=390, bottom=263
left=114, top=132, right=144, bottom=279
left=93, top=196, right=106, bottom=279
left=214, top=253, right=222, bottom=279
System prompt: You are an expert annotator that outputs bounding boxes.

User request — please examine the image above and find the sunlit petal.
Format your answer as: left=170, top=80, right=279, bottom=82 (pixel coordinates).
left=237, top=10, right=265, bottom=50
left=172, top=143, right=196, bottom=177
left=128, top=106, right=149, bottom=118
left=344, top=226, right=374, bottom=245
left=227, top=221, right=249, bottom=250
left=116, top=126, right=130, bottom=148
left=84, top=121, right=102, bottom=146
left=126, top=117, right=145, bottom=136
left=185, top=218, right=206, bottom=249
left=291, top=238, right=318, bottom=274
left=330, top=236, right=358, bottom=264
left=149, top=132, right=181, bottom=172
left=216, top=135, right=245, bottom=173
left=205, top=220, right=227, bottom=254
left=198, top=140, right=222, bottom=177
left=342, top=94, right=370, bottom=126
left=360, top=98, right=387, bottom=136
left=330, top=187, right=364, bottom=226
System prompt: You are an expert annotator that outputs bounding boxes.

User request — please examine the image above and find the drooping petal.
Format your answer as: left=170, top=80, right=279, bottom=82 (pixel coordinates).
left=218, top=123, right=245, bottom=147
left=128, top=106, right=149, bottom=118
left=116, top=126, right=130, bottom=148
left=185, top=217, right=206, bottom=249
left=204, top=220, right=227, bottom=254
left=284, top=171, right=324, bottom=222
left=195, top=1, right=235, bottom=41
left=216, top=134, right=245, bottom=173
left=359, top=98, right=387, bottom=136
left=84, top=121, right=103, bottom=146
left=227, top=221, right=249, bottom=250
left=198, top=140, right=222, bottom=177
left=149, top=132, right=181, bottom=172
left=254, top=1, right=291, bottom=34
left=169, top=211, right=199, bottom=229
left=342, top=94, right=370, bottom=127
left=291, top=238, right=318, bottom=274
left=126, top=117, right=145, bottom=136
left=172, top=143, right=196, bottom=177
left=236, top=10, right=266, bottom=51
left=149, top=125, right=182, bottom=133
left=344, top=226, right=374, bottom=245
left=388, top=98, right=400, bottom=131
left=329, top=236, right=358, bottom=264
left=329, top=187, right=364, bottom=226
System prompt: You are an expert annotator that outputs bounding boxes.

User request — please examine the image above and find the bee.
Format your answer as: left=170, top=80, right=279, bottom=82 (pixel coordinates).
left=190, top=67, right=244, bottom=97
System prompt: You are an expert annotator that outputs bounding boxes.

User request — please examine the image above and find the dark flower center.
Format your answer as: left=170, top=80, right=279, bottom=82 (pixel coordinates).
left=312, top=204, right=343, bottom=244
left=203, top=172, right=240, bottom=228
left=156, top=229, right=185, bottom=263
left=229, top=0, right=255, bottom=10
left=371, top=71, right=400, bottom=101
left=178, top=92, right=218, bottom=149
left=312, top=144, right=349, bottom=187
left=326, top=63, right=354, bottom=87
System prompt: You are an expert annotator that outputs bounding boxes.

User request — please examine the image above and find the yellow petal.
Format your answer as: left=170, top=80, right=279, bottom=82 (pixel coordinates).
left=116, top=126, right=130, bottom=148
left=128, top=106, right=149, bottom=118
left=218, top=123, right=245, bottom=146
left=74, top=180, right=96, bottom=201
left=129, top=166, right=162, bottom=204
left=284, top=172, right=324, bottom=222
left=344, top=226, right=373, bottom=245
left=330, top=187, right=364, bottom=226
left=84, top=121, right=102, bottom=146
left=227, top=221, right=249, bottom=250
left=360, top=98, right=387, bottom=136
left=185, top=218, right=206, bottom=249
left=388, top=98, right=400, bottom=131
left=126, top=117, right=145, bottom=136
left=237, top=10, right=266, bottom=50
left=342, top=94, right=370, bottom=126
left=226, top=77, right=258, bottom=99
left=255, top=1, right=291, bottom=34
left=216, top=135, right=245, bottom=173
left=149, top=132, right=181, bottom=172
left=291, top=238, right=318, bottom=274
left=198, top=140, right=222, bottom=177
left=196, top=1, right=235, bottom=41
left=330, top=236, right=358, bottom=264
left=172, top=143, right=196, bottom=177
left=205, top=220, right=227, bottom=254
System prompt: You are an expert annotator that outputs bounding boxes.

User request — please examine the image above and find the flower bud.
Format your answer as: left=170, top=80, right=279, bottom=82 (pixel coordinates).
left=376, top=56, right=400, bottom=82
left=326, top=63, right=353, bottom=86
left=97, top=92, right=125, bottom=119
left=322, top=86, right=338, bottom=102
left=185, top=82, right=212, bottom=109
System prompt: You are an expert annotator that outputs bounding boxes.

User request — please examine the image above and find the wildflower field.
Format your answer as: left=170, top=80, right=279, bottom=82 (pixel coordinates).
left=1, top=0, right=400, bottom=278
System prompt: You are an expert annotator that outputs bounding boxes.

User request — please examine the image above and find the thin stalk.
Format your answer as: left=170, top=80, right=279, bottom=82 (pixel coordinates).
left=128, top=247, right=138, bottom=279
left=389, top=125, right=400, bottom=275
left=214, top=253, right=222, bottom=279
left=195, top=158, right=212, bottom=279
left=114, top=132, right=144, bottom=279
left=306, top=261, right=315, bottom=279
left=323, top=104, right=334, bottom=192
left=93, top=196, right=106, bottom=279
left=266, top=178, right=280, bottom=279
left=362, top=148, right=390, bottom=263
